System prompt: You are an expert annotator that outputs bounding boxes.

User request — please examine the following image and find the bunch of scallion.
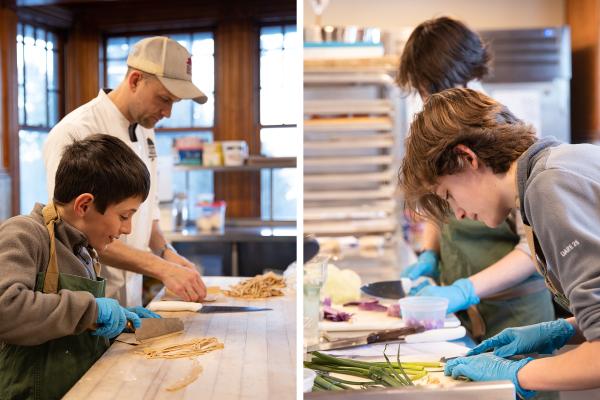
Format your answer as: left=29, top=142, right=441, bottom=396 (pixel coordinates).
left=304, top=346, right=443, bottom=391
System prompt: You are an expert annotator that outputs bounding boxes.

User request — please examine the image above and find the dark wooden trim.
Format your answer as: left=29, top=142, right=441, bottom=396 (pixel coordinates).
left=64, top=20, right=100, bottom=113
left=0, top=0, right=19, bottom=216
left=567, top=0, right=600, bottom=143
left=213, top=19, right=261, bottom=218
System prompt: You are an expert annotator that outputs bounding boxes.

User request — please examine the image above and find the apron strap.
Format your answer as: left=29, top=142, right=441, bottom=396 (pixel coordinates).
left=89, top=247, right=102, bottom=277
left=41, top=203, right=61, bottom=294
left=466, top=305, right=487, bottom=342
left=515, top=173, right=570, bottom=310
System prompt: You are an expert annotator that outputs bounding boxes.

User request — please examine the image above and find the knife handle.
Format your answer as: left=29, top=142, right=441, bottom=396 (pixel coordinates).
left=366, top=326, right=425, bottom=344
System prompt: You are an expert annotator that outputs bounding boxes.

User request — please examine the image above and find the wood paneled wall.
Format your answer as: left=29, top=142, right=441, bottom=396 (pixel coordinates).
left=214, top=19, right=260, bottom=217
left=64, top=21, right=100, bottom=113
left=0, top=0, right=18, bottom=217
left=567, top=0, right=600, bottom=143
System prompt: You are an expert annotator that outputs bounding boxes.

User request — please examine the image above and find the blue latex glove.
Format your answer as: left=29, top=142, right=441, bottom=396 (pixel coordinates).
left=468, top=319, right=575, bottom=358
left=92, top=298, right=141, bottom=339
left=412, top=278, right=480, bottom=313
left=445, top=353, right=536, bottom=399
left=126, top=306, right=161, bottom=319
left=401, top=250, right=439, bottom=280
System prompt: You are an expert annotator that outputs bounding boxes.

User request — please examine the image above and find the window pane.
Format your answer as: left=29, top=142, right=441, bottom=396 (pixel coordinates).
left=260, top=26, right=283, bottom=50
left=260, top=126, right=298, bottom=157
left=260, top=168, right=297, bottom=221
left=261, top=169, right=271, bottom=220
left=19, top=129, right=49, bottom=213
left=47, top=49, right=56, bottom=90
left=17, top=39, right=23, bottom=85
left=157, top=100, right=192, bottom=128
left=260, top=25, right=299, bottom=126
left=17, top=24, right=60, bottom=213
left=107, top=59, right=127, bottom=89
left=192, top=33, right=214, bottom=55
left=48, top=91, right=59, bottom=126
left=192, top=53, right=215, bottom=98
left=18, top=85, right=25, bottom=125
left=106, top=37, right=129, bottom=59
left=23, top=27, right=47, bottom=126
left=193, top=96, right=214, bottom=126
left=259, top=25, right=298, bottom=221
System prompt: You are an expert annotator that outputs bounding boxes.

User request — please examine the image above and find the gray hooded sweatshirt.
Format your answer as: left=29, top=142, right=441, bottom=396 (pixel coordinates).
left=517, top=137, right=600, bottom=341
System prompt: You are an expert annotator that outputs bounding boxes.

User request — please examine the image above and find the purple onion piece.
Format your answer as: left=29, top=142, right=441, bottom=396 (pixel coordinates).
left=387, top=303, right=401, bottom=318
left=343, top=298, right=387, bottom=312
left=323, top=297, right=332, bottom=307
left=323, top=306, right=353, bottom=322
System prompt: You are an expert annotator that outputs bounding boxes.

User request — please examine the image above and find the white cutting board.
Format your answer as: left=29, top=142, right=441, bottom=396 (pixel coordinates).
left=319, top=304, right=461, bottom=332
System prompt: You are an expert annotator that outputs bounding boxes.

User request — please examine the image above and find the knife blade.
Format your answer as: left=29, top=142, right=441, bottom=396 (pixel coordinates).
left=134, top=317, right=184, bottom=341
left=147, top=301, right=272, bottom=313
left=198, top=305, right=272, bottom=313
left=307, top=326, right=424, bottom=352
left=122, top=317, right=184, bottom=343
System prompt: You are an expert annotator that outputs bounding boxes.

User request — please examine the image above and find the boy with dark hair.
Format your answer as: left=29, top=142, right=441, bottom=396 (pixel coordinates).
left=0, top=134, right=159, bottom=399
left=397, top=16, right=554, bottom=341
left=398, top=16, right=490, bottom=97
left=401, top=88, right=600, bottom=398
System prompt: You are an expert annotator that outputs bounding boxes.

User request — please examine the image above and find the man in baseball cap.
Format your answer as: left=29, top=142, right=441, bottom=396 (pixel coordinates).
left=127, top=36, right=208, bottom=104
left=43, top=36, right=208, bottom=308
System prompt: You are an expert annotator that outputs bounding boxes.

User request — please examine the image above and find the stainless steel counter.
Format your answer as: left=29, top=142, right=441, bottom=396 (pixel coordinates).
left=164, top=225, right=296, bottom=243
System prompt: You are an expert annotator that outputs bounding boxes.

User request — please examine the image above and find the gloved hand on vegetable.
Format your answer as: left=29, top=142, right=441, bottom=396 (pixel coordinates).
left=411, top=278, right=480, bottom=313
left=92, top=298, right=141, bottom=339
left=445, top=353, right=536, bottom=399
left=468, top=318, right=575, bottom=357
left=126, top=306, right=161, bottom=319
left=401, top=250, right=439, bottom=280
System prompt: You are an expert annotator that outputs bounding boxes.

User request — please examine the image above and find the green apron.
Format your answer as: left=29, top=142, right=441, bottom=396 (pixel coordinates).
left=0, top=204, right=109, bottom=400
left=439, top=217, right=555, bottom=340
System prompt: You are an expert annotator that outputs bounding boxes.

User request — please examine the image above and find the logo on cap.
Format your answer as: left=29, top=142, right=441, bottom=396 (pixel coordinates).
left=186, top=57, right=192, bottom=76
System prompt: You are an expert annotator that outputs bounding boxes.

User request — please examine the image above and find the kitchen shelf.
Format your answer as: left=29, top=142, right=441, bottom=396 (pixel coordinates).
left=174, top=157, right=296, bottom=171
left=304, top=116, right=393, bottom=132
left=304, top=61, right=405, bottom=237
left=304, top=134, right=394, bottom=150
left=304, top=99, right=393, bottom=115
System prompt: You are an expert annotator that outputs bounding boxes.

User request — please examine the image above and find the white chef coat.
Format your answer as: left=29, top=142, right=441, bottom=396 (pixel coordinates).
left=43, top=89, right=160, bottom=307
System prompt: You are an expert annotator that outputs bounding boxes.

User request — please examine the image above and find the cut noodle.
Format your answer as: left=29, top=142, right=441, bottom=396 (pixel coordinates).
left=165, top=359, right=203, bottom=391
left=223, top=272, right=286, bottom=298
left=137, top=337, right=224, bottom=359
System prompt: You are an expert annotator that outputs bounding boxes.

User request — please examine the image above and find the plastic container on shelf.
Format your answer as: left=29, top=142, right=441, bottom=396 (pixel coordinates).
left=398, top=296, right=448, bottom=330
left=172, top=192, right=189, bottom=231
left=221, top=140, right=248, bottom=166
left=195, top=201, right=226, bottom=232
left=203, top=142, right=223, bottom=166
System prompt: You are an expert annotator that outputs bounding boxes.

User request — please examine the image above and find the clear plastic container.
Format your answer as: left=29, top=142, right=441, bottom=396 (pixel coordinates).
left=398, top=296, right=449, bottom=330
left=195, top=201, right=226, bottom=232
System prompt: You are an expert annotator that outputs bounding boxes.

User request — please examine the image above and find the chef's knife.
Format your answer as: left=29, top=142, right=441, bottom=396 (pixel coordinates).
left=133, top=317, right=184, bottom=341
left=307, top=326, right=424, bottom=352
left=147, top=300, right=271, bottom=313
left=119, top=317, right=184, bottom=344
left=198, top=305, right=272, bottom=313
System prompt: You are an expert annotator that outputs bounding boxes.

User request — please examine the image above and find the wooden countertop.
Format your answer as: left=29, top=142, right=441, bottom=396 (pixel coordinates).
left=64, top=277, right=296, bottom=400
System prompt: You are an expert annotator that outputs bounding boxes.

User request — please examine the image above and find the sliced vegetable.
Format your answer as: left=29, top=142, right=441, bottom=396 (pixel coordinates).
left=323, top=305, right=353, bottom=322
left=343, top=298, right=388, bottom=312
